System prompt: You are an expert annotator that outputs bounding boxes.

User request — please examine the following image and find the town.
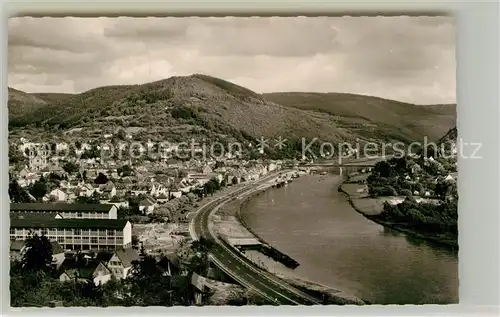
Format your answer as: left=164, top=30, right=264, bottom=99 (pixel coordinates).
left=8, top=15, right=462, bottom=307
left=8, top=135, right=301, bottom=306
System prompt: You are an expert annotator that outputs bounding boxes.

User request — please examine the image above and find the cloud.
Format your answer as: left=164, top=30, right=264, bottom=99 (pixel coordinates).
left=8, top=16, right=456, bottom=104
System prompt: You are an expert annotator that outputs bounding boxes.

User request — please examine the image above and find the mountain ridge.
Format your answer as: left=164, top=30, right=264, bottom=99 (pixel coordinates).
left=8, top=75, right=456, bottom=154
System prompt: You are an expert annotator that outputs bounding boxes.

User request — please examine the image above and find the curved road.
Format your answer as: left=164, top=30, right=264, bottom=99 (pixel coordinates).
left=191, top=173, right=322, bottom=305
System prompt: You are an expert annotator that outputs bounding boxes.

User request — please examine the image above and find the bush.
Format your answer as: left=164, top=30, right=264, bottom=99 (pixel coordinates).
left=399, top=189, right=413, bottom=197
left=170, top=106, right=197, bottom=120
left=381, top=186, right=397, bottom=196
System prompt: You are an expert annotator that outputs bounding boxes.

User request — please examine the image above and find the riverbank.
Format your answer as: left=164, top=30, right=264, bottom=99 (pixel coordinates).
left=338, top=181, right=458, bottom=249
left=212, top=173, right=366, bottom=305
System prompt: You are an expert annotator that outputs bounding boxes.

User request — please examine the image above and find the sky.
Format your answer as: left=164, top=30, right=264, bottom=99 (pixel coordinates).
left=8, top=16, right=456, bottom=104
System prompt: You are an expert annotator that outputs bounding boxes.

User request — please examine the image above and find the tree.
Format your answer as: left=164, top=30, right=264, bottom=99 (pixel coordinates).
left=126, top=255, right=174, bottom=306
left=116, top=165, right=132, bottom=177
left=117, top=165, right=132, bottom=177
left=80, top=145, right=100, bottom=159
left=9, top=180, right=32, bottom=203
left=374, top=161, right=395, bottom=178
left=116, top=128, right=127, bottom=141
left=399, top=189, right=413, bottom=198
left=22, top=234, right=53, bottom=273
left=132, top=235, right=140, bottom=249
left=62, top=162, right=79, bottom=174
left=191, top=237, right=213, bottom=253
left=435, top=181, right=449, bottom=200
left=231, top=177, right=238, bottom=185
left=76, top=195, right=100, bottom=204
left=94, top=173, right=109, bottom=185
left=117, top=206, right=131, bottom=219
left=30, top=179, right=48, bottom=201
left=203, top=182, right=214, bottom=196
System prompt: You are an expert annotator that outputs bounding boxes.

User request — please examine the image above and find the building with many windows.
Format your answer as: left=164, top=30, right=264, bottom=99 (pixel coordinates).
left=10, top=212, right=132, bottom=251
left=10, top=203, right=118, bottom=219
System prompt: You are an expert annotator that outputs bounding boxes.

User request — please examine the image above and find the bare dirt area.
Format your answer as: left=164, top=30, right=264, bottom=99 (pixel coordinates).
left=133, top=223, right=190, bottom=254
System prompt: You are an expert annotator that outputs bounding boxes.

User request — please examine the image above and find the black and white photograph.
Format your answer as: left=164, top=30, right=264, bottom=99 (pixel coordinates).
left=8, top=16, right=458, bottom=307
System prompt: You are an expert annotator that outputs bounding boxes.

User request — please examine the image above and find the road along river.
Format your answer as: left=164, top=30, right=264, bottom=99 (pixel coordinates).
left=190, top=172, right=322, bottom=305
left=240, top=174, right=459, bottom=305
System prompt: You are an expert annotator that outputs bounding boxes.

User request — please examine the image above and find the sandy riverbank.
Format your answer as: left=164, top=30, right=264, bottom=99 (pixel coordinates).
left=212, top=173, right=366, bottom=305
left=338, top=181, right=458, bottom=249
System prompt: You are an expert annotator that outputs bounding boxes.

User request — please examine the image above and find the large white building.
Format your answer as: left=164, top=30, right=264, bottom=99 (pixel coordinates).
left=10, top=203, right=129, bottom=251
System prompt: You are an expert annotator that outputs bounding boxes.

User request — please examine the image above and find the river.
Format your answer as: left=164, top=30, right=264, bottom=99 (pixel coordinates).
left=240, top=174, right=459, bottom=304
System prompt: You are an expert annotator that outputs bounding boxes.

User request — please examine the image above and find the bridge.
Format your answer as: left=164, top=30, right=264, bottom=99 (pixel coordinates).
left=288, top=156, right=389, bottom=176
left=190, top=173, right=323, bottom=305
left=306, top=156, right=389, bottom=167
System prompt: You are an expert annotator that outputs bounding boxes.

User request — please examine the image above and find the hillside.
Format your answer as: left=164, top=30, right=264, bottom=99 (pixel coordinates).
left=437, top=126, right=457, bottom=144
left=8, top=75, right=456, bottom=159
left=263, top=92, right=456, bottom=142
left=31, top=92, right=75, bottom=104
left=436, top=126, right=458, bottom=157
left=8, top=76, right=356, bottom=152
left=8, top=87, right=48, bottom=122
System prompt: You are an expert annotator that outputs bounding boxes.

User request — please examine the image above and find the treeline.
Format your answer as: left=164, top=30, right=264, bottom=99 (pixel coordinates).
left=367, top=157, right=420, bottom=197
left=367, top=156, right=456, bottom=199
left=379, top=198, right=458, bottom=236
left=365, top=155, right=458, bottom=240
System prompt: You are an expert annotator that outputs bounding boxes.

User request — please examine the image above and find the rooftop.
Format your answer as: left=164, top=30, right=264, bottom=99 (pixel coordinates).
left=10, top=203, right=115, bottom=213
left=50, top=241, right=64, bottom=254
left=10, top=212, right=129, bottom=230
left=115, top=248, right=140, bottom=267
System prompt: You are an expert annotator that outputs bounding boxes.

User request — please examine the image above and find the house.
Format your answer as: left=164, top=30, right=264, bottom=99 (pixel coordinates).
left=18, top=172, right=39, bottom=188
left=59, top=180, right=71, bottom=189
left=201, top=165, right=213, bottom=175
left=97, top=248, right=140, bottom=280
left=155, top=254, right=187, bottom=277
left=444, top=174, right=456, bottom=183
left=99, top=182, right=117, bottom=200
left=58, top=258, right=112, bottom=286
left=139, top=197, right=156, bottom=215
left=10, top=239, right=66, bottom=269
left=150, top=182, right=169, bottom=197
left=9, top=240, right=27, bottom=261
left=156, top=256, right=178, bottom=277
left=157, top=193, right=169, bottom=204
left=187, top=174, right=212, bottom=186
left=74, top=183, right=95, bottom=197
left=19, top=167, right=31, bottom=179
left=43, top=188, right=68, bottom=202
left=51, top=241, right=66, bottom=269
left=105, top=197, right=130, bottom=209
left=267, top=162, right=278, bottom=172
left=170, top=190, right=183, bottom=199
